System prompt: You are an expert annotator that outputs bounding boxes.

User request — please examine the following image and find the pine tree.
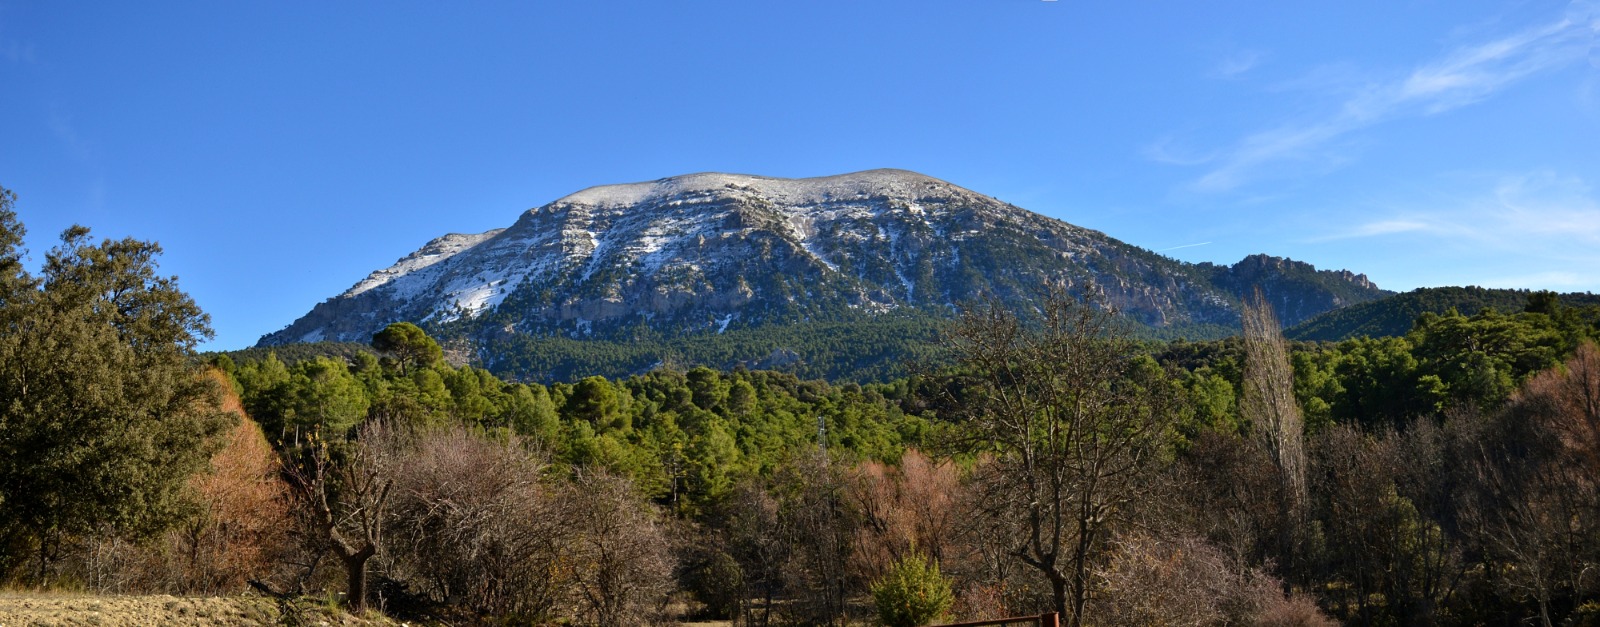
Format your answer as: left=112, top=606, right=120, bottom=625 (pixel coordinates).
left=371, top=321, right=442, bottom=374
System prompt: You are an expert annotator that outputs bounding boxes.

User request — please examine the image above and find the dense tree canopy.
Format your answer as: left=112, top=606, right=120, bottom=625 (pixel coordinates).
left=371, top=321, right=442, bottom=374
left=0, top=188, right=232, bottom=581
left=205, top=285, right=1600, bottom=624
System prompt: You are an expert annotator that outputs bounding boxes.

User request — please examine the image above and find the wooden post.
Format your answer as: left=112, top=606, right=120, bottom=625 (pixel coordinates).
left=1038, top=613, right=1060, bottom=627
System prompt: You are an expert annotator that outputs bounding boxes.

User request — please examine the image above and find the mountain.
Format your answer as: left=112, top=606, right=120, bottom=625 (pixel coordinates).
left=259, top=169, right=1387, bottom=380
left=1286, top=286, right=1600, bottom=342
left=1200, top=254, right=1382, bottom=329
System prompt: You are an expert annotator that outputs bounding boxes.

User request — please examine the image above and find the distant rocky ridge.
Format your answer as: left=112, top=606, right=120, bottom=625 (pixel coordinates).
left=259, top=169, right=1387, bottom=356
left=1202, top=254, right=1383, bottom=329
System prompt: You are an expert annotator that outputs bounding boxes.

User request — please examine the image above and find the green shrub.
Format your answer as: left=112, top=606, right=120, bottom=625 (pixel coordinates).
left=684, top=550, right=743, bottom=619
left=871, top=552, right=954, bottom=627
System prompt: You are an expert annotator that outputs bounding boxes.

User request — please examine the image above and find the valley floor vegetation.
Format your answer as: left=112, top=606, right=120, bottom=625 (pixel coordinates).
left=5, top=186, right=1600, bottom=626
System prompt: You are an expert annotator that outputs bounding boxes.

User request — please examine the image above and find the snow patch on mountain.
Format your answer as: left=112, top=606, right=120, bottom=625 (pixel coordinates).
left=346, top=229, right=504, bottom=297
left=554, top=169, right=954, bottom=209
left=287, top=170, right=1014, bottom=340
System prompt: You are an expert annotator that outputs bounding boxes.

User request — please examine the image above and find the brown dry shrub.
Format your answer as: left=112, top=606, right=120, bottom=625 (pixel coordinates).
left=950, top=581, right=1010, bottom=624
left=847, top=449, right=961, bottom=583
left=74, top=370, right=293, bottom=594
left=383, top=428, right=564, bottom=619
left=1253, top=593, right=1338, bottom=627
left=1091, top=530, right=1334, bottom=627
left=170, top=371, right=294, bottom=593
left=564, top=470, right=675, bottom=626
left=1518, top=341, right=1600, bottom=474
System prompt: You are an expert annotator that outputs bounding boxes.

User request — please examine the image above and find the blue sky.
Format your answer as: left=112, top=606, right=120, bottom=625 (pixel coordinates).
left=2, top=1, right=1597, bottom=350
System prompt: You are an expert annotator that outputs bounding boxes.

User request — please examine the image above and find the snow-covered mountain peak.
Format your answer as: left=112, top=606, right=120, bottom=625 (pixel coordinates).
left=259, top=169, right=1388, bottom=354
left=551, top=169, right=971, bottom=210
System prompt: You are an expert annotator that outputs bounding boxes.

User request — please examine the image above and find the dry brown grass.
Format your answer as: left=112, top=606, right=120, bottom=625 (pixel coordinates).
left=0, top=593, right=280, bottom=626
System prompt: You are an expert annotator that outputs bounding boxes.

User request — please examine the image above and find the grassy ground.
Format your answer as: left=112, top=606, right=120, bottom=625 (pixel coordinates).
left=0, top=592, right=747, bottom=626
left=0, top=591, right=405, bottom=627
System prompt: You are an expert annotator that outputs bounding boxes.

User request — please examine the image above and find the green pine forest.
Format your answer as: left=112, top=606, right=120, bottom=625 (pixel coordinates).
left=9, top=186, right=1600, bottom=626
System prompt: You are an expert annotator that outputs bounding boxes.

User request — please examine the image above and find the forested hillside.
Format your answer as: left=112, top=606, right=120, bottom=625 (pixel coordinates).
left=239, top=310, right=1242, bottom=384
left=1287, top=286, right=1600, bottom=342
left=474, top=311, right=951, bottom=383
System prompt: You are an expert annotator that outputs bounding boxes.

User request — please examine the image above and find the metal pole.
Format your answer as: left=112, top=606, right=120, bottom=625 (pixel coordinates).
left=816, top=415, right=828, bottom=462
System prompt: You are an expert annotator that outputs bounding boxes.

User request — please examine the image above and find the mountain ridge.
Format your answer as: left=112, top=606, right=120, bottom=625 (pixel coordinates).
left=1287, top=286, right=1600, bottom=342
left=259, top=169, right=1387, bottom=378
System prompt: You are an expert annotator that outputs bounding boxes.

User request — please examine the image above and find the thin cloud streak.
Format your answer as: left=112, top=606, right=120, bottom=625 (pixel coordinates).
left=1143, top=137, right=1216, bottom=166
left=1188, top=5, right=1598, bottom=192
left=1155, top=241, right=1212, bottom=252
left=1210, top=50, right=1264, bottom=79
left=1344, top=220, right=1431, bottom=238
left=1313, top=172, right=1600, bottom=258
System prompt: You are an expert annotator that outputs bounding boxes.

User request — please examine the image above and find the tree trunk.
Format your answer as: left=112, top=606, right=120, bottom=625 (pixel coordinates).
left=343, top=546, right=375, bottom=613
left=1070, top=577, right=1088, bottom=627
left=1050, top=573, right=1070, bottom=627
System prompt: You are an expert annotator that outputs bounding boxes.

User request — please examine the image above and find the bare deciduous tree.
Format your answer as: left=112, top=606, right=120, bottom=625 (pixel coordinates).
left=1451, top=343, right=1600, bottom=626
left=384, top=428, right=565, bottom=619
left=1241, top=291, right=1309, bottom=580
left=720, top=479, right=786, bottom=627
left=566, top=469, right=674, bottom=626
left=769, top=449, right=857, bottom=627
left=847, top=449, right=961, bottom=583
left=944, top=294, right=1174, bottom=625
left=282, top=422, right=397, bottom=613
left=1312, top=424, right=1462, bottom=624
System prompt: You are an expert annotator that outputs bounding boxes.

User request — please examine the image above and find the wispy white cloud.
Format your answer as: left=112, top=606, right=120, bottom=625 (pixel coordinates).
left=1487, top=172, right=1600, bottom=243
left=0, top=2, right=38, bottom=66
left=1184, top=3, right=1598, bottom=192
left=1192, top=123, right=1348, bottom=192
left=1341, top=220, right=1431, bottom=238
left=1142, top=136, right=1215, bottom=166
left=1210, top=50, right=1264, bottom=79
left=1315, top=171, right=1600, bottom=257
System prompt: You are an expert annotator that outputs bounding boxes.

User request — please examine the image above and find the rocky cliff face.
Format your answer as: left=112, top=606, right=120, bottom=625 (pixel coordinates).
left=258, top=169, right=1387, bottom=347
left=1202, top=254, right=1382, bottom=327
